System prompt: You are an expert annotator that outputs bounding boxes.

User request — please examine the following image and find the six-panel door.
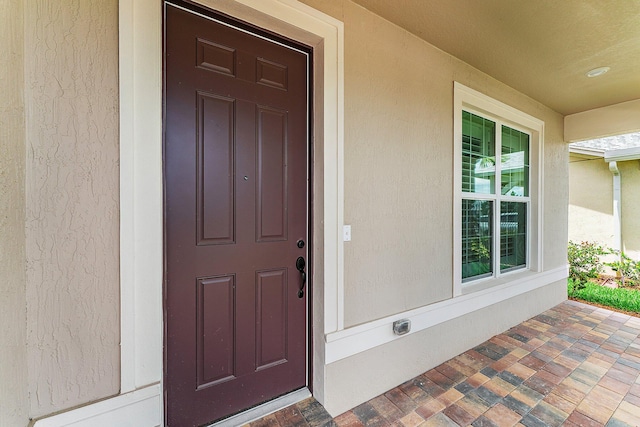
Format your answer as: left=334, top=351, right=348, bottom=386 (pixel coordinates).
left=164, top=3, right=309, bottom=425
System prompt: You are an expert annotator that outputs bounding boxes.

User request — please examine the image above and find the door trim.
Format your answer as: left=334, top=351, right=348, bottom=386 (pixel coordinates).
left=118, top=0, right=344, bottom=420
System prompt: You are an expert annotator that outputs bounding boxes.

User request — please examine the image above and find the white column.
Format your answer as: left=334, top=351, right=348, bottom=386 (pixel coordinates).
left=609, top=161, right=622, bottom=255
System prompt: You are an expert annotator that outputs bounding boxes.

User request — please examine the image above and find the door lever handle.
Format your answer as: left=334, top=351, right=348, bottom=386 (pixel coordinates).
left=296, top=257, right=306, bottom=298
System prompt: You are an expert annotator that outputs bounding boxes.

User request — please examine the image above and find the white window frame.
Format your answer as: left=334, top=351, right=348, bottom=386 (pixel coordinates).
left=453, top=82, right=544, bottom=296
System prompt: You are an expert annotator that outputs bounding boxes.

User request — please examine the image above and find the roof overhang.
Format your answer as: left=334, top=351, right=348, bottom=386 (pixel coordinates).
left=604, top=147, right=640, bottom=162
left=568, top=146, right=604, bottom=158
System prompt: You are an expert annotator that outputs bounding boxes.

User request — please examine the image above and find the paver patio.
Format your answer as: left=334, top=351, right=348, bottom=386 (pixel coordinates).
left=245, top=300, right=640, bottom=427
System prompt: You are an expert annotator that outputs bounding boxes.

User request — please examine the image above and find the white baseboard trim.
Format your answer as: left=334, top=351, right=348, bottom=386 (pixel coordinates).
left=325, top=266, right=568, bottom=364
left=32, top=384, right=161, bottom=427
left=30, top=383, right=311, bottom=427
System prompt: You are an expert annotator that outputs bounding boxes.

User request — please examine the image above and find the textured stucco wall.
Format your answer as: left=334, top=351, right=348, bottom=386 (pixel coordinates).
left=24, top=0, right=121, bottom=418
left=568, top=154, right=615, bottom=248
left=0, top=0, right=29, bottom=425
left=297, top=0, right=567, bottom=414
left=340, top=1, right=454, bottom=327
left=299, top=0, right=567, bottom=327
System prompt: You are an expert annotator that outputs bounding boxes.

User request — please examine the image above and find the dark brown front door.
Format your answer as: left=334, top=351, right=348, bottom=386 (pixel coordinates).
left=164, top=3, right=309, bottom=425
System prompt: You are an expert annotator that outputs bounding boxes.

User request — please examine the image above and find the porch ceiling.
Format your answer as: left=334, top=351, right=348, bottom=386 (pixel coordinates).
left=351, top=0, right=640, bottom=116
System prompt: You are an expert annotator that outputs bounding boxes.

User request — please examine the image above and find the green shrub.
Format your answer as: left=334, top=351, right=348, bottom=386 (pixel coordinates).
left=567, top=241, right=609, bottom=288
left=567, top=278, right=580, bottom=297
left=607, top=252, right=640, bottom=286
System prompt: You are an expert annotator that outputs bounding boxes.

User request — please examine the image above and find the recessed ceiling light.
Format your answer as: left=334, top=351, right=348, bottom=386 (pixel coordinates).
left=586, top=67, right=610, bottom=78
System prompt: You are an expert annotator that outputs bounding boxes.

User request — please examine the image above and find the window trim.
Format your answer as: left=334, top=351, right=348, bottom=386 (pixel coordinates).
left=453, top=82, right=544, bottom=296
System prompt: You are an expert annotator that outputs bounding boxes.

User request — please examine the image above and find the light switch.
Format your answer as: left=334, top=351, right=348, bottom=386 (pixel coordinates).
left=343, top=225, right=351, bottom=241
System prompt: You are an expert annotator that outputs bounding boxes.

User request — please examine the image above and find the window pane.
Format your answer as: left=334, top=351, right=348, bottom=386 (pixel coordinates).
left=500, top=202, right=527, bottom=272
left=462, top=111, right=495, bottom=194
left=500, top=126, right=529, bottom=196
left=462, top=199, right=493, bottom=280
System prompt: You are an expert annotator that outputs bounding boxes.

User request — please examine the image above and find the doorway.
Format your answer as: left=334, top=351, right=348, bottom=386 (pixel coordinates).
left=164, top=2, right=311, bottom=425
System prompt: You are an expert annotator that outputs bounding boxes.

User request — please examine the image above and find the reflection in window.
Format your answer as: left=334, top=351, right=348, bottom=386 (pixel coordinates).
left=462, top=111, right=495, bottom=194
left=501, top=126, right=529, bottom=197
left=500, top=202, right=527, bottom=272
left=462, top=199, right=493, bottom=281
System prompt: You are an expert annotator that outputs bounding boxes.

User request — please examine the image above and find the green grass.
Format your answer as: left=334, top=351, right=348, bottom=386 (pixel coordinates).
left=568, top=279, right=640, bottom=313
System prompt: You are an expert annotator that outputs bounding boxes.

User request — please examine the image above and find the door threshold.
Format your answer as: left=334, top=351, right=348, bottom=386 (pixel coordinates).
left=205, top=388, right=312, bottom=427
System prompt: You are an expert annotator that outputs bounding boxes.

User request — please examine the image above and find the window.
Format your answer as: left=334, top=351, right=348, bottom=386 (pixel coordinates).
left=454, top=83, right=543, bottom=294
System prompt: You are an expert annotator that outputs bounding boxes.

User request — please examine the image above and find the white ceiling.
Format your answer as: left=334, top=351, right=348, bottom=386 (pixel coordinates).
left=350, top=0, right=640, bottom=116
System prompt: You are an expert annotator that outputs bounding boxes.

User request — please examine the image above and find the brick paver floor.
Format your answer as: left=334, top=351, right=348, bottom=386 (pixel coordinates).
left=246, top=300, right=640, bottom=426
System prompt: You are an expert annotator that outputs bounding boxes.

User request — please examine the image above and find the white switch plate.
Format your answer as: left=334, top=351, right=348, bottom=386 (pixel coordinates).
left=343, top=225, right=351, bottom=241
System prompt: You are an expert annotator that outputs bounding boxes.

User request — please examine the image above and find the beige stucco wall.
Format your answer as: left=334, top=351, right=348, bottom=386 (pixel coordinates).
left=340, top=2, right=453, bottom=326
left=3, top=0, right=571, bottom=421
left=568, top=154, right=615, bottom=248
left=568, top=154, right=640, bottom=260
left=23, top=0, right=121, bottom=418
left=0, top=0, right=29, bottom=425
left=299, top=0, right=567, bottom=327
left=298, top=0, right=567, bottom=414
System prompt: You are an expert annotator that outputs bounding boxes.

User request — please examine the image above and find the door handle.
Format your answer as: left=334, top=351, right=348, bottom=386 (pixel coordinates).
left=296, top=257, right=306, bottom=298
